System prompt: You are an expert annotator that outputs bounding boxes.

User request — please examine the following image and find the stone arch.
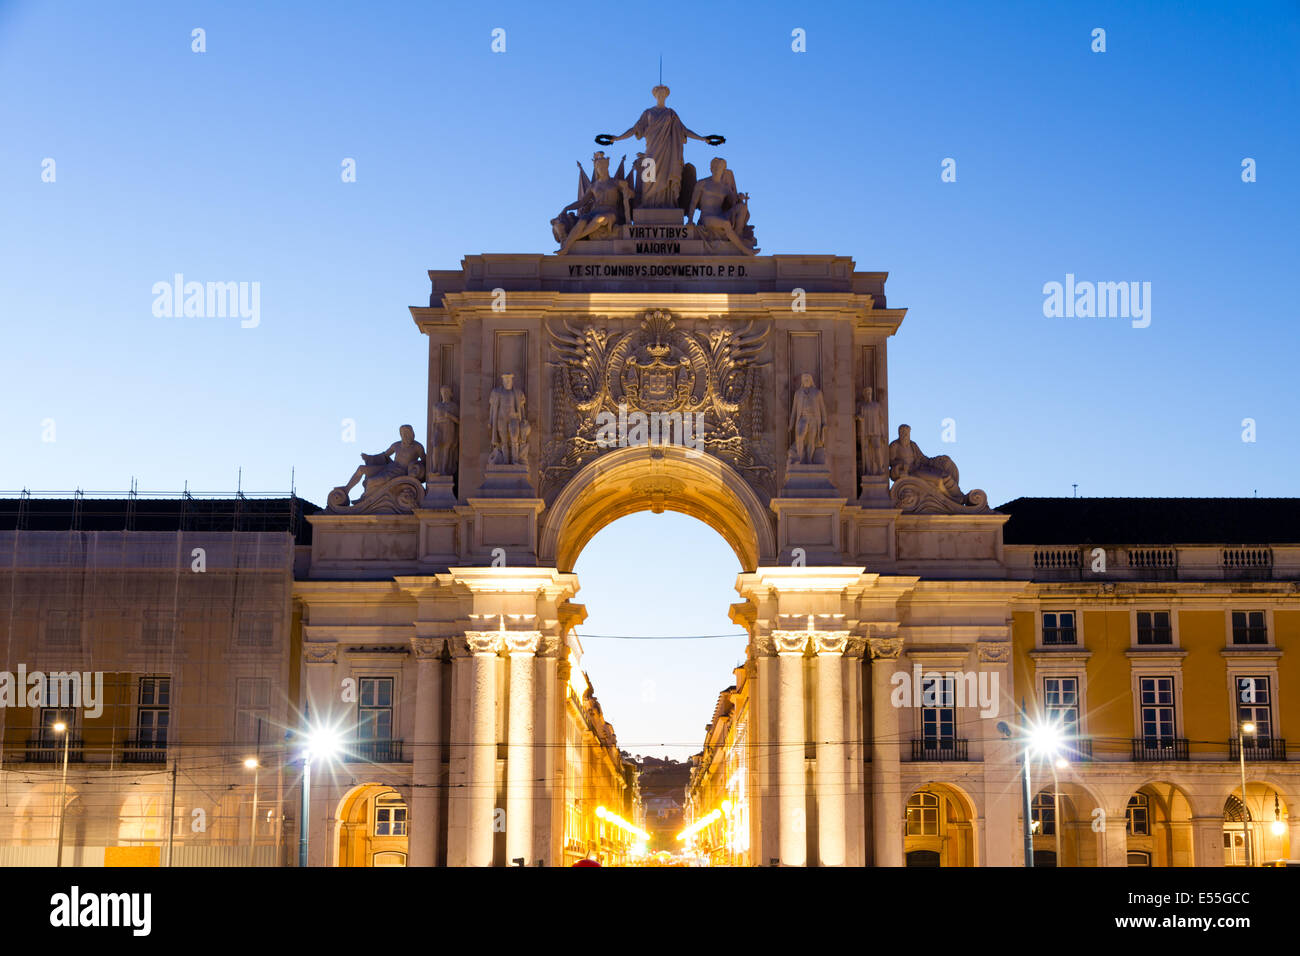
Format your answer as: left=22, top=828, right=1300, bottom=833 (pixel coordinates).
left=1222, top=780, right=1292, bottom=865
left=1125, top=780, right=1196, bottom=866
left=904, top=782, right=977, bottom=866
left=1031, top=780, right=1101, bottom=866
left=540, top=444, right=777, bottom=572
left=333, top=782, right=410, bottom=867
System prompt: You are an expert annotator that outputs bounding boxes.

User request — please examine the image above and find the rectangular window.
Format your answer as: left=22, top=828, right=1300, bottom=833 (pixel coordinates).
left=137, top=677, right=171, bottom=747
left=920, top=676, right=955, bottom=743
left=1136, top=611, right=1172, bottom=645
left=236, top=611, right=275, bottom=647
left=1139, top=677, right=1175, bottom=744
left=141, top=611, right=175, bottom=646
left=1231, top=611, right=1267, bottom=645
left=1126, top=795, right=1150, bottom=836
left=1236, top=677, right=1272, bottom=740
left=236, top=678, right=271, bottom=746
left=1043, top=677, right=1079, bottom=734
left=1042, top=611, right=1076, bottom=646
left=38, top=707, right=76, bottom=747
left=358, top=677, right=393, bottom=741
left=374, top=795, right=408, bottom=836
left=44, top=610, right=81, bottom=647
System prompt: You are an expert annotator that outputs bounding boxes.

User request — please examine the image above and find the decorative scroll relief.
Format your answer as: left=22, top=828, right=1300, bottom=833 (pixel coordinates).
left=976, top=641, right=1012, bottom=664
left=812, top=631, right=850, bottom=655
left=304, top=643, right=338, bottom=665
left=542, top=310, right=773, bottom=498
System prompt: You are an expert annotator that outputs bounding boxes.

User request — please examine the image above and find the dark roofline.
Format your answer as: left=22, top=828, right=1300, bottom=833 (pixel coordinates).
left=0, top=494, right=321, bottom=545
left=997, top=497, right=1300, bottom=547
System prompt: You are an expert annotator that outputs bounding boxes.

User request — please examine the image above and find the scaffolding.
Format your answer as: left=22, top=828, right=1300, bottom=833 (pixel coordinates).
left=0, top=491, right=315, bottom=866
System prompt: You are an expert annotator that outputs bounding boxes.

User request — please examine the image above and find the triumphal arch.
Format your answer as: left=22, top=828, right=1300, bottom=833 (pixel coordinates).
left=296, top=87, right=1025, bottom=867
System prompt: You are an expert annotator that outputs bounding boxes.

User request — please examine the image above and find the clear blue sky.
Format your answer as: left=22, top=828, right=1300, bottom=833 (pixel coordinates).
left=2, top=1, right=1296, bottom=757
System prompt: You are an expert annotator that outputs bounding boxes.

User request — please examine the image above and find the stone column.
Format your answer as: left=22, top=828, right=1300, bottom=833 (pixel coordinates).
left=464, top=632, right=501, bottom=867
left=867, top=626, right=904, bottom=867
left=976, top=639, right=1018, bottom=867
left=302, top=643, right=337, bottom=867
left=814, top=631, right=849, bottom=866
left=504, top=631, right=541, bottom=865
left=1101, top=803, right=1130, bottom=866
left=409, top=636, right=443, bottom=867
left=773, top=631, right=808, bottom=866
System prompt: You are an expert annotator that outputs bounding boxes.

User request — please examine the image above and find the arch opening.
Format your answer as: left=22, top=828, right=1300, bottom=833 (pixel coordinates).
left=542, top=445, right=776, bottom=573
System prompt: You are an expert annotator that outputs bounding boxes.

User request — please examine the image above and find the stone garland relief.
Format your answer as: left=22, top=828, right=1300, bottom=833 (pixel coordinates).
left=542, top=309, right=774, bottom=499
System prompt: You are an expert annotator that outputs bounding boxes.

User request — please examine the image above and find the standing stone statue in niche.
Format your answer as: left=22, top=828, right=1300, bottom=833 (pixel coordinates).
left=553, top=151, right=635, bottom=254
left=596, top=85, right=724, bottom=210
left=489, top=372, right=530, bottom=466
left=787, top=373, right=828, bottom=465
left=686, top=157, right=757, bottom=255
left=328, top=424, right=426, bottom=512
left=856, top=386, right=888, bottom=476
left=430, top=385, right=460, bottom=476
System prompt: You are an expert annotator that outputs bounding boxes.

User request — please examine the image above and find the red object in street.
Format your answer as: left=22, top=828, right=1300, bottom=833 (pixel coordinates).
left=571, top=857, right=601, bottom=867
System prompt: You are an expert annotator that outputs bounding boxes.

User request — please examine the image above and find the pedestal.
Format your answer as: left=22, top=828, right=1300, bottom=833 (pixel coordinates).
left=478, top=463, right=535, bottom=497
left=423, top=475, right=457, bottom=509
left=857, top=474, right=891, bottom=506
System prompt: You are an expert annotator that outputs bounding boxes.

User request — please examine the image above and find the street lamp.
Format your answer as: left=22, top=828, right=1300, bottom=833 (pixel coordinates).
left=1022, top=713, right=1065, bottom=868
left=53, top=721, right=70, bottom=868
left=1052, top=756, right=1069, bottom=866
left=244, top=757, right=260, bottom=868
left=298, top=723, right=343, bottom=867
left=1239, top=720, right=1255, bottom=867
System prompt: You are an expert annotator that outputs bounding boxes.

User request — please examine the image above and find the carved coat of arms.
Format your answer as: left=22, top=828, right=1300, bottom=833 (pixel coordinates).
left=543, top=310, right=773, bottom=498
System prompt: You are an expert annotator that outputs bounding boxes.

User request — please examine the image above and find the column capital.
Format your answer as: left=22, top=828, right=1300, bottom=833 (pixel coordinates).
left=464, top=633, right=503, bottom=656
left=411, top=636, right=444, bottom=661
left=976, top=640, right=1012, bottom=664
left=812, top=631, right=851, bottom=656
left=771, top=631, right=809, bottom=656
left=303, top=642, right=337, bottom=665
left=503, top=631, right=543, bottom=657
left=866, top=635, right=904, bottom=662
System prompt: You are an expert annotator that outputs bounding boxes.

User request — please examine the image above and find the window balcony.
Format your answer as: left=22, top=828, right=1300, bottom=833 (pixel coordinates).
left=347, top=739, right=405, bottom=762
left=24, top=737, right=84, bottom=763
left=910, top=738, right=968, bottom=762
left=1061, top=737, right=1093, bottom=761
left=122, top=738, right=168, bottom=763
left=1228, top=737, right=1287, bottom=761
left=1131, top=737, right=1189, bottom=761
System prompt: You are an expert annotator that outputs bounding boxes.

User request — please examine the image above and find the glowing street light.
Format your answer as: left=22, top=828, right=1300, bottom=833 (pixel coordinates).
left=52, top=720, right=70, bottom=868
left=1239, top=720, right=1256, bottom=866
left=298, top=722, right=344, bottom=867
left=243, top=756, right=261, bottom=868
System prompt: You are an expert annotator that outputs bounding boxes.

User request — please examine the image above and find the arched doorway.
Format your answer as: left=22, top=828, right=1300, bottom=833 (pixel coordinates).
left=335, top=784, right=409, bottom=867
left=904, top=784, right=976, bottom=866
left=1031, top=782, right=1102, bottom=866
left=1224, top=783, right=1291, bottom=866
left=569, top=510, right=745, bottom=866
left=1126, top=782, right=1194, bottom=866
